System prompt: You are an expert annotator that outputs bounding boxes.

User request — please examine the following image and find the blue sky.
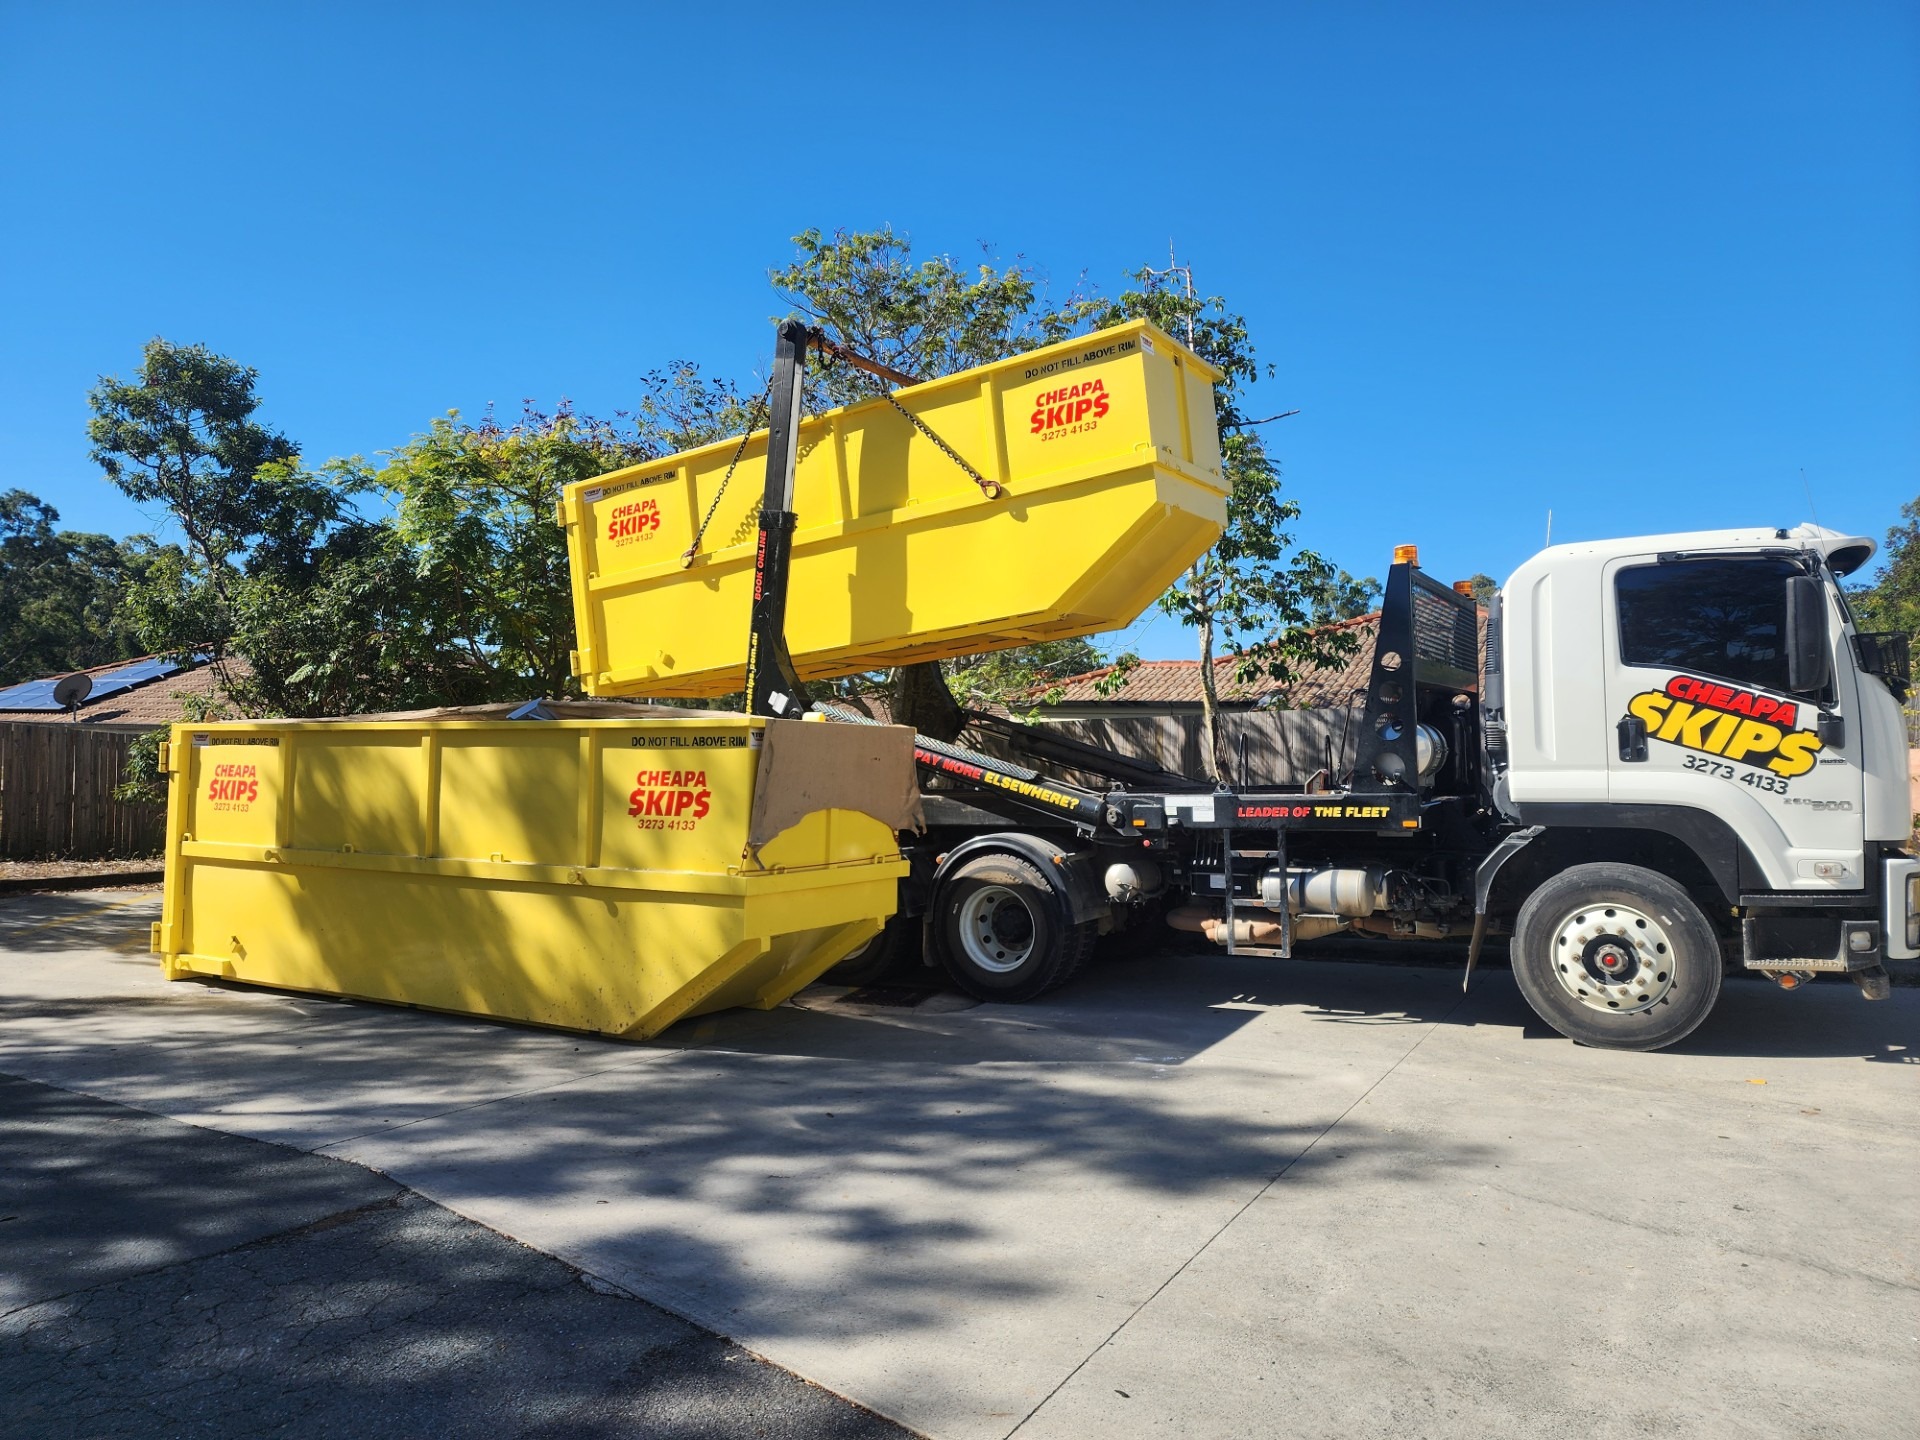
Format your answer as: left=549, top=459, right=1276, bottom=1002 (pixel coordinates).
left=2, top=2, right=1914, bottom=663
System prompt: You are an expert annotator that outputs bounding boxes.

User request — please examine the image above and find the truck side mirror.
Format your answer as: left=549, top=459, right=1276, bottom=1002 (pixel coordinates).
left=1854, top=631, right=1912, bottom=702
left=1784, top=574, right=1830, bottom=694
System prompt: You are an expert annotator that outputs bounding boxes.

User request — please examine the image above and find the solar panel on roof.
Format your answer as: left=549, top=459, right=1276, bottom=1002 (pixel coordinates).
left=85, top=657, right=182, bottom=701
left=95, top=657, right=181, bottom=686
left=0, top=678, right=64, bottom=710
left=0, top=654, right=198, bottom=712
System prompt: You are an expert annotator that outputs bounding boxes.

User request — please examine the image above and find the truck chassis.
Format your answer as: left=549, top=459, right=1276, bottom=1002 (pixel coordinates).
left=732, top=322, right=1911, bottom=1052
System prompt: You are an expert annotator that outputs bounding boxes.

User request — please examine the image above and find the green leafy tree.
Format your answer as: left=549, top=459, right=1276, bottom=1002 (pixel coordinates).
left=1848, top=500, right=1920, bottom=641
left=226, top=520, right=478, bottom=717
left=627, top=362, right=762, bottom=457
left=1466, top=572, right=1499, bottom=607
left=948, top=637, right=1107, bottom=709
left=1079, top=267, right=1357, bottom=778
left=0, top=490, right=154, bottom=682
left=772, top=227, right=1098, bottom=407
left=769, top=228, right=1110, bottom=734
left=88, top=339, right=340, bottom=675
left=89, top=340, right=655, bottom=720
left=1307, top=568, right=1383, bottom=625
left=249, top=404, right=651, bottom=716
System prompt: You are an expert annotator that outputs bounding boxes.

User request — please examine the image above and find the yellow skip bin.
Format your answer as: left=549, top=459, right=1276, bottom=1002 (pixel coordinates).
left=562, top=319, right=1227, bottom=698
left=154, top=708, right=915, bottom=1039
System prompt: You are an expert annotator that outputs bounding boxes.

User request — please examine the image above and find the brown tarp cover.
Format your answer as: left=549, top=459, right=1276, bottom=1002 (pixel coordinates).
left=749, top=719, right=924, bottom=851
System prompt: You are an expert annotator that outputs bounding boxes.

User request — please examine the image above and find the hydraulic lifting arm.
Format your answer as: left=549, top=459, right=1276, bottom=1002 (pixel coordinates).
left=740, top=319, right=1116, bottom=830
left=743, top=320, right=813, bottom=720
left=744, top=320, right=924, bottom=719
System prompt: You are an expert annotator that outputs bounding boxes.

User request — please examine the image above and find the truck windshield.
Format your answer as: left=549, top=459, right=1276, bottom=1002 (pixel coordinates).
left=1615, top=556, right=1803, bottom=694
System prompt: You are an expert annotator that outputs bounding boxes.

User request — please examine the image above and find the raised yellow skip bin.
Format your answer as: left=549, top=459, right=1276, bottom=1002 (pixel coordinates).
left=153, top=711, right=913, bottom=1038
left=562, top=319, right=1227, bottom=698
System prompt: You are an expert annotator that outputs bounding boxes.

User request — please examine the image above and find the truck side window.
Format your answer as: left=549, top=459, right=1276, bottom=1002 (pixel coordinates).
left=1615, top=557, right=1801, bottom=694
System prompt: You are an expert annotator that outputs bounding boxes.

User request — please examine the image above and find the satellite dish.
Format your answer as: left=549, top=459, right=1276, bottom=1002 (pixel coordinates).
left=53, top=672, right=92, bottom=713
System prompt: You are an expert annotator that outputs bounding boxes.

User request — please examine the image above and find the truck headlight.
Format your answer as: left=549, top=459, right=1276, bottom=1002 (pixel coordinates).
left=1907, top=874, right=1920, bottom=952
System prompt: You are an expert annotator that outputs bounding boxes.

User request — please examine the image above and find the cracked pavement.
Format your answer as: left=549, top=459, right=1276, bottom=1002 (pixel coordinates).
left=0, top=1074, right=909, bottom=1439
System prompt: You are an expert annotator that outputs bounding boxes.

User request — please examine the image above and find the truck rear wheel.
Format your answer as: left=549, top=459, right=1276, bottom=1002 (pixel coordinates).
left=932, top=852, right=1097, bottom=1002
left=1510, top=862, right=1722, bottom=1051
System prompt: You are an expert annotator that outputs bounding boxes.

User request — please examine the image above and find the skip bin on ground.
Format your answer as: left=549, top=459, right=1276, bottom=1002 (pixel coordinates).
left=153, top=708, right=915, bottom=1038
left=561, top=319, right=1228, bottom=698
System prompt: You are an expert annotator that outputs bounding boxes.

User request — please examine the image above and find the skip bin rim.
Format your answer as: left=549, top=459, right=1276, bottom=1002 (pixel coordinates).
left=561, top=317, right=1225, bottom=522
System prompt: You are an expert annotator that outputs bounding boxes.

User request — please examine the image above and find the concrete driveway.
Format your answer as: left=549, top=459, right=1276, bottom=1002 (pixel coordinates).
left=1, top=887, right=1915, bottom=1439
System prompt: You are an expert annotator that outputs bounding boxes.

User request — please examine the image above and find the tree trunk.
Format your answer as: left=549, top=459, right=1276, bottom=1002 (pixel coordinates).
left=1197, top=611, right=1223, bottom=782
left=890, top=660, right=966, bottom=741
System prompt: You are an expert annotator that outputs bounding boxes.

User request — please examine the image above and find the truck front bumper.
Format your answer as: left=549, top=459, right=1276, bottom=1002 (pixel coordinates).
left=1741, top=916, right=1885, bottom=972
left=1884, top=854, right=1920, bottom=961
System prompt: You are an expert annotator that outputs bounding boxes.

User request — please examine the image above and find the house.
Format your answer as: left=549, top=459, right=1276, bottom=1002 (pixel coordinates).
left=1022, top=612, right=1382, bottom=720
left=0, top=653, right=245, bottom=732
left=1004, top=607, right=1490, bottom=783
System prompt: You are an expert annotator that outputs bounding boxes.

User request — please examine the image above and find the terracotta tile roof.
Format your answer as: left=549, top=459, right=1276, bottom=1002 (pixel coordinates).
left=0, top=654, right=247, bottom=729
left=1031, top=604, right=1490, bottom=711
left=1031, top=612, right=1384, bottom=709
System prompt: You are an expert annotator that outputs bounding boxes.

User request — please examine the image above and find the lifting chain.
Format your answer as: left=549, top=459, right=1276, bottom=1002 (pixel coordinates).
left=880, top=390, right=1002, bottom=500
left=682, top=339, right=1004, bottom=570
left=680, top=383, right=772, bottom=568
left=812, top=339, right=1003, bottom=500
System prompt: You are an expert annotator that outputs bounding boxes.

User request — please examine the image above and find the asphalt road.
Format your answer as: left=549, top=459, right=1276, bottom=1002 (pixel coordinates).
left=0, top=1072, right=909, bottom=1439
left=2, top=886, right=1916, bottom=1439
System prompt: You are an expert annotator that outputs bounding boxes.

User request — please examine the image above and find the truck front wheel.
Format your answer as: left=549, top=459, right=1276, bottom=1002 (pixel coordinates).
left=1510, top=862, right=1722, bottom=1052
left=932, top=852, right=1097, bottom=1002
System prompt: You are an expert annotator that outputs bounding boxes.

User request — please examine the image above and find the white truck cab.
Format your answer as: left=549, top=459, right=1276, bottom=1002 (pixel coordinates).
left=825, top=511, right=1911, bottom=1055
left=1485, top=522, right=1915, bottom=1044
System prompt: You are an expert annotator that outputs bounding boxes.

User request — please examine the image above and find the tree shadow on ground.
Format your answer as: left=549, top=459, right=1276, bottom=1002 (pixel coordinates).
left=1664, top=976, right=1917, bottom=1063
left=0, top=890, right=159, bottom=955
left=8, top=887, right=1910, bottom=1374
left=0, top=1081, right=906, bottom=1438
left=1083, top=940, right=1920, bottom=1065
left=0, top=892, right=1504, bottom=1352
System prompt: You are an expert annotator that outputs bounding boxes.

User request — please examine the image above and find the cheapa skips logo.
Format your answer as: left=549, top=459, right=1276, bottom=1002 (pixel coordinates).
left=206, top=761, right=260, bottom=811
left=1625, top=675, right=1824, bottom=778
left=1028, top=378, right=1110, bottom=439
left=605, top=497, right=662, bottom=544
left=628, top=768, right=711, bottom=822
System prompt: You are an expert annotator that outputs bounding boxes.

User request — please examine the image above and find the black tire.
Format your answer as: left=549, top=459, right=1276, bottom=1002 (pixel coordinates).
left=1510, top=862, right=1723, bottom=1051
left=932, top=852, right=1099, bottom=1002
left=1102, top=898, right=1172, bottom=960
left=823, top=911, right=922, bottom=987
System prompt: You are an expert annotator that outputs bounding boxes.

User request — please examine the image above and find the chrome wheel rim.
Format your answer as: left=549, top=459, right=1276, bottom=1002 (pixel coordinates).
left=958, top=886, right=1036, bottom=973
left=1549, top=902, right=1676, bottom=1015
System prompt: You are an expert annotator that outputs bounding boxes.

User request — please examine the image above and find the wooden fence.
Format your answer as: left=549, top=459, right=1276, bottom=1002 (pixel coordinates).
left=0, top=723, right=166, bottom=859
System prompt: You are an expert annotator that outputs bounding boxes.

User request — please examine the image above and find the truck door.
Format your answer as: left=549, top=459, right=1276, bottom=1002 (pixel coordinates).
left=1602, top=553, right=1864, bottom=892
